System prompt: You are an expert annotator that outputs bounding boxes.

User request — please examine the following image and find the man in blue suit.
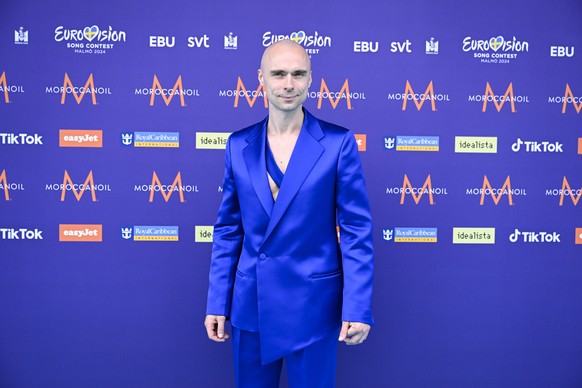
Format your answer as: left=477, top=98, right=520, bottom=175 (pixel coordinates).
left=205, top=39, right=374, bottom=387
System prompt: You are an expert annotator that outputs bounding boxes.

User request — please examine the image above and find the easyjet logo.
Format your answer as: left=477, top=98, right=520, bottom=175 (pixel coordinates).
left=59, top=130, right=103, bottom=147
left=59, top=224, right=102, bottom=242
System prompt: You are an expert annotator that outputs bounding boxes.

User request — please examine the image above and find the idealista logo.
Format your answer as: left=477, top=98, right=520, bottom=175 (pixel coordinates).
left=387, top=81, right=450, bottom=111
left=468, top=82, right=529, bottom=112
left=383, top=227, right=437, bottom=243
left=309, top=78, right=366, bottom=110
left=548, top=84, right=582, bottom=114
left=59, top=130, right=103, bottom=148
left=453, top=227, right=495, bottom=244
left=0, top=227, right=43, bottom=240
left=385, top=174, right=448, bottom=205
left=196, top=132, right=230, bottom=150
left=54, top=25, right=126, bottom=54
left=455, top=136, right=498, bottom=153
left=462, top=35, right=528, bottom=64
left=135, top=75, right=200, bottom=106
left=195, top=226, right=213, bottom=242
left=219, top=76, right=267, bottom=108
left=509, top=228, right=560, bottom=243
left=121, top=132, right=179, bottom=148
left=45, top=73, right=111, bottom=105
left=384, top=136, right=439, bottom=152
left=466, top=175, right=526, bottom=205
left=59, top=224, right=102, bottom=242
left=262, top=30, right=331, bottom=56
left=545, top=176, right=582, bottom=206
left=0, top=71, right=25, bottom=103
left=45, top=170, right=111, bottom=202
left=121, top=226, right=179, bottom=241
left=511, top=138, right=563, bottom=153
left=134, top=171, right=199, bottom=202
left=0, top=170, right=25, bottom=201
left=0, top=132, right=43, bottom=145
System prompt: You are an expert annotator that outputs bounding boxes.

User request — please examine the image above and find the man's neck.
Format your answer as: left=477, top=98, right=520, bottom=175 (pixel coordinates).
left=267, top=107, right=304, bottom=136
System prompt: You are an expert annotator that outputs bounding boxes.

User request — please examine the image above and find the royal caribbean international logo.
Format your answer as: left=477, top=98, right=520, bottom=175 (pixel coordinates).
left=0, top=72, right=25, bottom=103
left=135, top=75, right=199, bottom=107
left=383, top=227, right=437, bottom=243
left=545, top=176, right=582, bottom=206
left=54, top=24, right=126, bottom=54
left=121, top=132, right=179, bottom=148
left=468, top=82, right=529, bottom=112
left=0, top=170, right=25, bottom=201
left=262, top=30, right=331, bottom=56
left=387, top=80, right=450, bottom=111
left=385, top=174, right=448, bottom=205
left=548, top=84, right=582, bottom=114
left=384, top=136, right=439, bottom=152
left=122, top=226, right=179, bottom=241
left=462, top=35, right=528, bottom=64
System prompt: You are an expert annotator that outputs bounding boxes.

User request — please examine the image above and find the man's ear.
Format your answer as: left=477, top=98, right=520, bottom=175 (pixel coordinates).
left=258, top=69, right=264, bottom=86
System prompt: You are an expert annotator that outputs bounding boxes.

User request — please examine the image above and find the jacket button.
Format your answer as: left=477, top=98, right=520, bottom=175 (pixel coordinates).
left=259, top=253, right=267, bottom=260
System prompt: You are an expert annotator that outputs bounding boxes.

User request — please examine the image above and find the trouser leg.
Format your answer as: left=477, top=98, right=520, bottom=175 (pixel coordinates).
left=232, top=326, right=282, bottom=388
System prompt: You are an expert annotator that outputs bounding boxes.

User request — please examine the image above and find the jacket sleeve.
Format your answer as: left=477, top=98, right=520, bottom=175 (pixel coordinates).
left=335, top=131, right=375, bottom=325
left=206, top=136, right=244, bottom=317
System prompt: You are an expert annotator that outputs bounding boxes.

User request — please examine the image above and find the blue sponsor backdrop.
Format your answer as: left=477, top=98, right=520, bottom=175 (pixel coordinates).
left=1, top=0, right=581, bottom=387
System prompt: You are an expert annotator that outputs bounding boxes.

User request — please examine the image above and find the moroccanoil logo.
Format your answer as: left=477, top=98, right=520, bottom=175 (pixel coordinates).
left=0, top=170, right=25, bottom=200
left=468, top=82, right=529, bottom=112
left=135, top=75, right=200, bottom=106
left=0, top=71, right=25, bottom=103
left=308, top=78, right=366, bottom=110
left=387, top=81, right=450, bottom=111
left=557, top=177, right=581, bottom=206
left=547, top=84, right=582, bottom=113
left=385, top=174, right=448, bottom=205
left=218, top=76, right=267, bottom=108
left=44, top=170, right=111, bottom=201
left=59, top=224, right=102, bottom=242
left=465, top=175, right=527, bottom=205
left=133, top=171, right=199, bottom=202
left=45, top=73, right=112, bottom=105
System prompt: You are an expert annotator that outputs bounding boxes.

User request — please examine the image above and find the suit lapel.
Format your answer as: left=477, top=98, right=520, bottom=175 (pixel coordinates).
left=243, top=118, right=274, bottom=217
left=262, top=110, right=324, bottom=244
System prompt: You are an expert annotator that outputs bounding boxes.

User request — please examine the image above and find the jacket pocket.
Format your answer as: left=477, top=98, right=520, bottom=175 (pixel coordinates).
left=310, top=269, right=342, bottom=280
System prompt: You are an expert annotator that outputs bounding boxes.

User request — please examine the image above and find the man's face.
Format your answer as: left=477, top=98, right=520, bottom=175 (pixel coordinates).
left=258, top=42, right=312, bottom=113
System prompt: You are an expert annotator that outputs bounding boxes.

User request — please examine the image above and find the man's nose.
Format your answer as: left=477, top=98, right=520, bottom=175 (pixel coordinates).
left=284, top=74, right=294, bottom=89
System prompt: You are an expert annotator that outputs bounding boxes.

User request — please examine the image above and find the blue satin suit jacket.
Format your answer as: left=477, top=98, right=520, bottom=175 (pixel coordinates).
left=206, top=109, right=374, bottom=364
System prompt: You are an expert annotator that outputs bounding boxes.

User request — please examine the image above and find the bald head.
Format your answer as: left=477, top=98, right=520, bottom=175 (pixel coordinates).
left=260, top=39, right=311, bottom=73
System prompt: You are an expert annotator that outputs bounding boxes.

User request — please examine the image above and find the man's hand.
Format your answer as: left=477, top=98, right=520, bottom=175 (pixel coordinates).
left=338, top=321, right=370, bottom=345
left=204, top=315, right=229, bottom=342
